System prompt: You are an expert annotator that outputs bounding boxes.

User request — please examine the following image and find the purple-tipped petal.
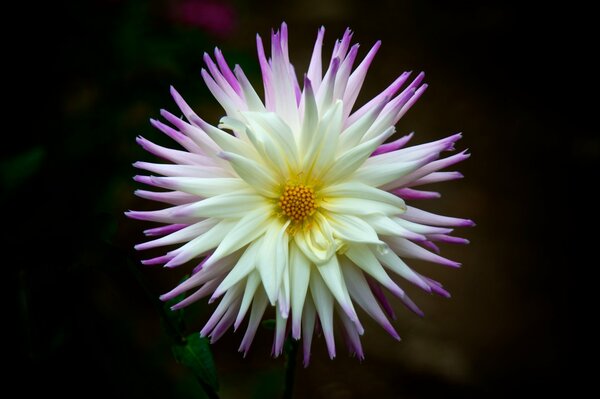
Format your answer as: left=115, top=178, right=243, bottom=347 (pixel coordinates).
left=372, top=132, right=414, bottom=156
left=393, top=188, right=441, bottom=200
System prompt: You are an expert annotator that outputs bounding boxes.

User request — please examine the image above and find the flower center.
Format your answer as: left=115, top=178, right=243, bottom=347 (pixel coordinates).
left=278, top=183, right=317, bottom=222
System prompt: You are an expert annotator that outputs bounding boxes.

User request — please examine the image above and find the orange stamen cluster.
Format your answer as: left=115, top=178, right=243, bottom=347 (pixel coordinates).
left=279, top=183, right=316, bottom=222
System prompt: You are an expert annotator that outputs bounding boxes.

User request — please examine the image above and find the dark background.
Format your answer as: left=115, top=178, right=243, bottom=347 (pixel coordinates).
left=8, top=0, right=592, bottom=397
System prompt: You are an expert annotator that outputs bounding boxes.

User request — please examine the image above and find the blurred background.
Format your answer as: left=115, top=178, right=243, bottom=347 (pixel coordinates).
left=8, top=0, right=593, bottom=398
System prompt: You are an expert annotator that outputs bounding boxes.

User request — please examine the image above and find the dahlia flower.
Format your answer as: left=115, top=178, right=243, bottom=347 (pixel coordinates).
left=127, top=23, right=473, bottom=364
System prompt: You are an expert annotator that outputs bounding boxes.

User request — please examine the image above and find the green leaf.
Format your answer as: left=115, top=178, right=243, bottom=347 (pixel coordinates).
left=261, top=319, right=276, bottom=331
left=173, top=333, right=219, bottom=392
left=1, top=146, right=45, bottom=193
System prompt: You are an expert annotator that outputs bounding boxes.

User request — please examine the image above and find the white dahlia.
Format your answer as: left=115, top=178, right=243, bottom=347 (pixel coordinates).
left=127, top=23, right=473, bottom=365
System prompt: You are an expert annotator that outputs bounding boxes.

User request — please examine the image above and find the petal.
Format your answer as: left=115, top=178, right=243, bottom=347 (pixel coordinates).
left=234, top=271, right=262, bottom=330
left=294, top=212, right=336, bottom=265
left=143, top=176, right=246, bottom=197
left=290, top=243, right=312, bottom=339
left=164, top=220, right=238, bottom=267
left=307, top=27, right=325, bottom=90
left=242, top=111, right=299, bottom=170
left=385, top=236, right=461, bottom=267
left=344, top=244, right=405, bottom=298
left=174, top=190, right=268, bottom=219
left=326, top=213, right=383, bottom=245
left=304, top=100, right=343, bottom=176
left=320, top=197, right=404, bottom=217
left=299, top=76, right=319, bottom=159
left=135, top=218, right=219, bottom=251
left=317, top=255, right=360, bottom=324
left=321, top=181, right=406, bottom=210
left=239, top=288, right=269, bottom=356
left=211, top=240, right=261, bottom=299
left=233, top=65, right=266, bottom=112
left=205, top=205, right=272, bottom=267
left=346, top=71, right=410, bottom=128
left=320, top=126, right=395, bottom=184
left=309, top=271, right=336, bottom=359
left=161, top=251, right=240, bottom=301
left=365, top=214, right=427, bottom=242
left=373, top=247, right=432, bottom=292
left=135, top=190, right=198, bottom=206
left=402, top=206, right=475, bottom=227
left=136, top=136, right=205, bottom=165
left=338, top=306, right=364, bottom=360
left=341, top=258, right=400, bottom=340
left=338, top=96, right=388, bottom=153
left=256, top=220, right=290, bottom=305
left=219, top=151, right=280, bottom=197
left=301, top=295, right=317, bottom=367
left=343, top=40, right=382, bottom=118
left=352, top=155, right=435, bottom=188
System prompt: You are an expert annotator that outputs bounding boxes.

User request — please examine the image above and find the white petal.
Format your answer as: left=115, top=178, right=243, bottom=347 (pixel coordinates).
left=134, top=162, right=226, bottom=178
left=321, top=181, right=406, bottom=210
left=207, top=205, right=273, bottom=266
left=273, top=305, right=287, bottom=357
left=146, top=177, right=246, bottom=197
left=352, top=157, right=432, bottom=188
left=320, top=197, right=404, bottom=217
left=299, top=77, right=319, bottom=159
left=341, top=258, right=400, bottom=340
left=234, top=271, right=261, bottom=330
left=393, top=217, right=453, bottom=235
left=373, top=247, right=432, bottom=292
left=219, top=151, right=280, bottom=197
left=239, top=288, right=269, bottom=356
left=160, top=251, right=240, bottom=301
left=317, top=255, right=359, bottom=323
left=364, top=214, right=427, bottom=242
left=326, top=213, right=383, bottom=245
left=201, top=68, right=243, bottom=118
left=305, top=101, right=343, bottom=177
left=177, top=190, right=268, bottom=219
left=294, top=212, right=336, bottom=265
left=234, top=65, right=266, bottom=112
left=135, top=218, right=219, bottom=251
left=338, top=98, right=387, bottom=154
left=343, top=40, right=382, bottom=118
left=316, top=58, right=340, bottom=113
left=165, top=220, right=237, bottom=267
left=191, top=115, right=256, bottom=158
left=270, top=30, right=300, bottom=131
left=301, top=294, right=317, bottom=367
left=244, top=126, right=290, bottom=179
left=290, top=243, right=312, bottom=339
left=256, top=220, right=290, bottom=305
left=333, top=44, right=359, bottom=102
left=307, top=27, right=325, bottom=90
left=344, top=244, right=405, bottom=298
left=337, top=304, right=364, bottom=359
left=321, top=126, right=395, bottom=183
left=200, top=283, right=243, bottom=337
left=309, top=271, right=336, bottom=359
left=211, top=240, right=261, bottom=299
left=385, top=236, right=461, bottom=267
left=135, top=190, right=197, bottom=206
left=242, top=111, right=299, bottom=171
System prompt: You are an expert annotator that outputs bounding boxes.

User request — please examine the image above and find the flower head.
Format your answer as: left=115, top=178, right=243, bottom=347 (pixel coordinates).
left=127, top=23, right=473, bottom=364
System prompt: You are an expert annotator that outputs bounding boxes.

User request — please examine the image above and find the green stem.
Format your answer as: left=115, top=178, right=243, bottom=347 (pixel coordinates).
left=126, top=257, right=220, bottom=399
left=282, top=338, right=299, bottom=399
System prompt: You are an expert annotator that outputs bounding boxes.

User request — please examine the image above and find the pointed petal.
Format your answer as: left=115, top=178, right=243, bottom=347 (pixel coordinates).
left=309, top=272, right=336, bottom=359
left=290, top=243, right=312, bottom=339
